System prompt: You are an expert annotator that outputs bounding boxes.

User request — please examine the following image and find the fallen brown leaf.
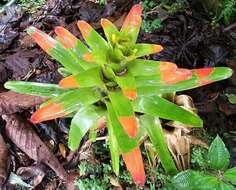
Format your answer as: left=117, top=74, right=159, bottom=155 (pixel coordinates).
left=0, top=133, right=9, bottom=186
left=0, top=91, right=47, bottom=115
left=2, top=114, right=68, bottom=180
left=17, top=164, right=46, bottom=189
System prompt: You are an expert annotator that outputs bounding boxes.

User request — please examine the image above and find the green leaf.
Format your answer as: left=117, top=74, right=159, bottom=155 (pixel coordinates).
left=106, top=102, right=138, bottom=154
left=225, top=93, right=236, bottom=104
left=101, top=18, right=120, bottom=46
left=30, top=88, right=102, bottom=123
left=49, top=43, right=84, bottom=74
left=194, top=174, right=219, bottom=190
left=136, top=67, right=233, bottom=95
left=107, top=119, right=120, bottom=176
left=140, top=115, right=177, bottom=174
left=172, top=170, right=196, bottom=190
left=68, top=105, right=105, bottom=151
left=58, top=67, right=72, bottom=77
left=128, top=59, right=176, bottom=77
left=63, top=67, right=105, bottom=89
left=4, top=81, right=65, bottom=97
left=108, top=91, right=138, bottom=138
left=133, top=43, right=163, bottom=58
left=115, top=71, right=137, bottom=100
left=172, top=171, right=219, bottom=190
left=77, top=21, right=109, bottom=53
left=133, top=95, right=203, bottom=127
left=120, top=4, right=142, bottom=44
left=217, top=182, right=235, bottom=190
left=224, top=167, right=236, bottom=184
left=207, top=135, right=230, bottom=170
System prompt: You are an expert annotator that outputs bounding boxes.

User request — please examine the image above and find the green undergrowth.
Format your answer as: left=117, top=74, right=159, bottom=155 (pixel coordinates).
left=75, top=141, right=174, bottom=190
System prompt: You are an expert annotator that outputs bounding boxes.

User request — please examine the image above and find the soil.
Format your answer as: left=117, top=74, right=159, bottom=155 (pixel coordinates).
left=0, top=0, right=236, bottom=189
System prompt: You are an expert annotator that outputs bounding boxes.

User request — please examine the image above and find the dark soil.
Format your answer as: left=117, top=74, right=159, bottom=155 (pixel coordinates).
left=0, top=0, right=236, bottom=189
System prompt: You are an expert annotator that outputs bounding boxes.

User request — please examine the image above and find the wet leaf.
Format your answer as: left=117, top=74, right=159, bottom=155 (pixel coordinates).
left=2, top=114, right=69, bottom=180
left=0, top=91, right=47, bottom=115
left=0, top=133, right=9, bottom=186
left=16, top=164, right=46, bottom=188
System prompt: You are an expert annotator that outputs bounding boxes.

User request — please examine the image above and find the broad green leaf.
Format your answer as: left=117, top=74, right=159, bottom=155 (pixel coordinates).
left=136, top=67, right=233, bottom=95
left=120, top=4, right=142, bottom=44
left=217, top=182, right=235, bottom=190
left=106, top=102, right=137, bottom=154
left=224, top=167, right=236, bottom=185
left=133, top=43, right=163, bottom=58
left=101, top=18, right=120, bottom=46
left=107, top=119, right=120, bottom=176
left=140, top=115, right=177, bottom=174
left=194, top=174, right=219, bottom=190
left=77, top=21, right=109, bottom=53
left=133, top=95, right=203, bottom=127
left=59, top=67, right=105, bottom=89
left=49, top=43, right=84, bottom=74
left=207, top=135, right=230, bottom=170
left=31, top=88, right=102, bottom=123
left=115, top=71, right=137, bottom=100
left=172, top=170, right=195, bottom=190
left=69, top=105, right=105, bottom=151
left=4, top=81, right=65, bottom=97
left=128, top=59, right=177, bottom=77
left=108, top=91, right=138, bottom=138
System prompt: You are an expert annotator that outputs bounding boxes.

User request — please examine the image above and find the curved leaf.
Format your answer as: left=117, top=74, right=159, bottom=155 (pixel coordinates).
left=107, top=119, right=120, bottom=176
left=133, top=95, right=203, bottom=127
left=5, top=81, right=65, bottom=97
left=140, top=115, right=177, bottom=174
left=224, top=167, right=236, bottom=185
left=106, top=102, right=137, bottom=154
left=69, top=106, right=105, bottom=151
left=108, top=91, right=138, bottom=138
left=120, top=4, right=142, bottom=44
left=134, top=43, right=163, bottom=58
left=31, top=88, right=101, bottom=123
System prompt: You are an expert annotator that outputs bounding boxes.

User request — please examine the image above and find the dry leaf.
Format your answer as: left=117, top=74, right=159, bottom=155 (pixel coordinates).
left=0, top=133, right=9, bottom=186
left=0, top=91, right=47, bottom=115
left=2, top=114, right=68, bottom=180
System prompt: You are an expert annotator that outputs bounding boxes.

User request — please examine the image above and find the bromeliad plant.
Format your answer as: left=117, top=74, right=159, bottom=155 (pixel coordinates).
left=4, top=4, right=233, bottom=186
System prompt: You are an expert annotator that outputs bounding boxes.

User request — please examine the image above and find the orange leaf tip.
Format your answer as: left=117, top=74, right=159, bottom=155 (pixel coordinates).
left=130, top=4, right=142, bottom=16
left=119, top=115, right=138, bottom=138
left=59, top=75, right=80, bottom=89
left=55, top=26, right=78, bottom=48
left=122, top=147, right=146, bottom=186
left=123, top=89, right=137, bottom=100
left=101, top=18, right=110, bottom=28
left=153, top=44, right=163, bottom=53
left=30, top=102, right=65, bottom=123
left=27, top=26, right=56, bottom=52
left=77, top=21, right=92, bottom=39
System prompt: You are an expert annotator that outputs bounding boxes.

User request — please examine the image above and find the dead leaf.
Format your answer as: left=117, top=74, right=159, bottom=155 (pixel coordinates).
left=44, top=178, right=58, bottom=190
left=16, top=164, right=46, bottom=189
left=0, top=133, right=9, bottom=186
left=5, top=50, right=42, bottom=80
left=2, top=114, right=68, bottom=180
left=0, top=91, right=47, bottom=115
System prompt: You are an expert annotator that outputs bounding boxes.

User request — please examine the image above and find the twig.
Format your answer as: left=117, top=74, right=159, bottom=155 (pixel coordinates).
left=223, top=21, right=236, bottom=32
